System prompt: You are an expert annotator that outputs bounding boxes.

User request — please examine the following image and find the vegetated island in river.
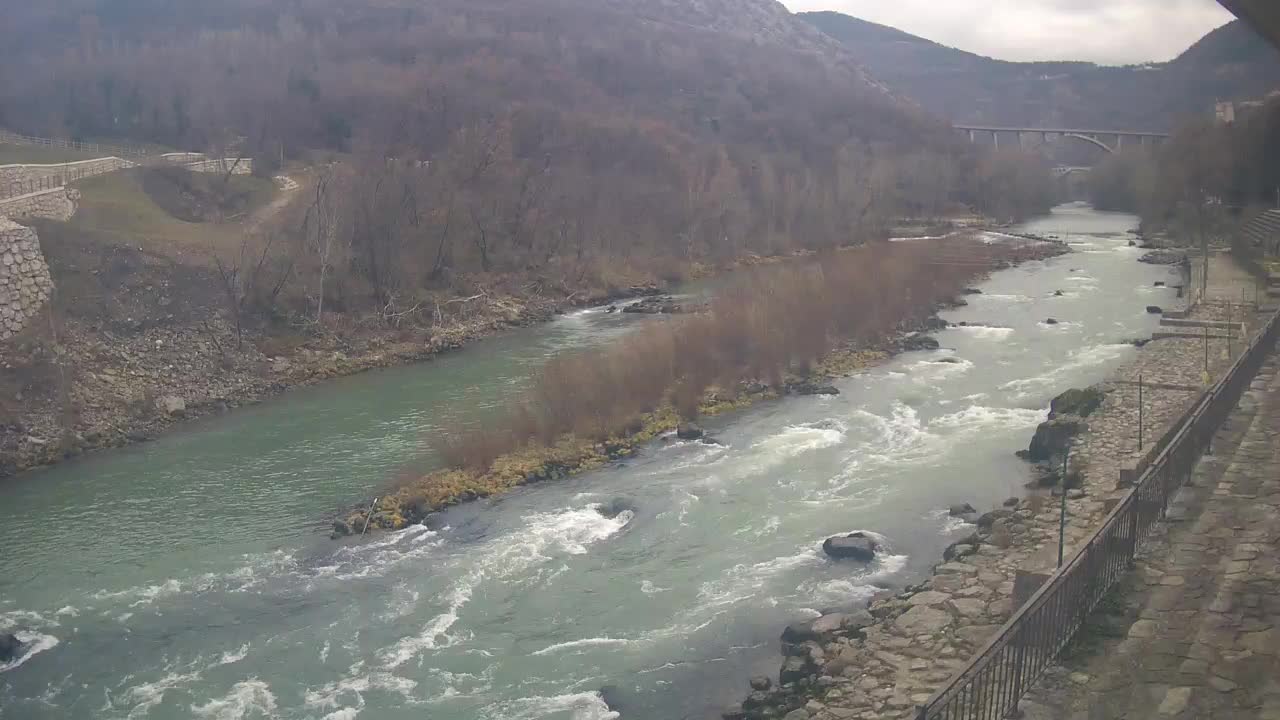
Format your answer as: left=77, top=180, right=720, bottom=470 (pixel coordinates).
left=334, top=235, right=1068, bottom=537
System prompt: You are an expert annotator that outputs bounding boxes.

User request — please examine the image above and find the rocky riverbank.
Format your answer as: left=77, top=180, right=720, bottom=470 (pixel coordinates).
left=718, top=273, right=1257, bottom=720
left=0, top=283, right=664, bottom=479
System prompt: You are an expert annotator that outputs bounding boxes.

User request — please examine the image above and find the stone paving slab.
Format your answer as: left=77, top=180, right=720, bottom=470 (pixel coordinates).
left=1019, top=355, right=1280, bottom=720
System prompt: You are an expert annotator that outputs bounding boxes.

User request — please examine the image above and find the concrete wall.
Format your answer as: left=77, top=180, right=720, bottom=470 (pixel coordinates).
left=0, top=187, right=78, bottom=222
left=183, top=157, right=254, bottom=175
left=0, top=218, right=54, bottom=341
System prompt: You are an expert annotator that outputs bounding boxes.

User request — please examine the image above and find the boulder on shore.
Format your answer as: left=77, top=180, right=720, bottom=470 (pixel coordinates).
left=901, top=334, right=940, bottom=352
left=0, top=633, right=22, bottom=663
left=749, top=676, right=772, bottom=691
left=1025, top=416, right=1085, bottom=463
left=822, top=532, right=878, bottom=562
left=1049, top=387, right=1105, bottom=419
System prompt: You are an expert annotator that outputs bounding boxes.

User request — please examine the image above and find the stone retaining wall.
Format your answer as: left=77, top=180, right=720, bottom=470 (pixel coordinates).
left=0, top=218, right=54, bottom=340
left=0, top=187, right=78, bottom=222
left=0, top=157, right=133, bottom=197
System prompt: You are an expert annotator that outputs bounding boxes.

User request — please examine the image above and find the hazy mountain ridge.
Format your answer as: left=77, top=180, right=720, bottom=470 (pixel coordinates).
left=801, top=12, right=1280, bottom=131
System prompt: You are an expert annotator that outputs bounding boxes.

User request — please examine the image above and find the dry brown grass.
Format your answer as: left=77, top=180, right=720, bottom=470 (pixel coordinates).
left=439, top=237, right=1023, bottom=472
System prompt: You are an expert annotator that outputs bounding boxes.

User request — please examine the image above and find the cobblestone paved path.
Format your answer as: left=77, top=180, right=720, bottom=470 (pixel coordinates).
left=1021, top=353, right=1280, bottom=720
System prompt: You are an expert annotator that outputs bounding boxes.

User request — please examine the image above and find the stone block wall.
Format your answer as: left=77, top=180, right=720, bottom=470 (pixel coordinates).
left=0, top=187, right=78, bottom=222
left=0, top=218, right=54, bottom=340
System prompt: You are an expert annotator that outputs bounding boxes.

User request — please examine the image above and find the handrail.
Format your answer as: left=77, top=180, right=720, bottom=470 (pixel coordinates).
left=917, top=302, right=1280, bottom=720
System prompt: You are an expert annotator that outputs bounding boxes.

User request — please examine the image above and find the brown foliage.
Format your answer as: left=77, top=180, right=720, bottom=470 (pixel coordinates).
left=440, top=238, right=1020, bottom=471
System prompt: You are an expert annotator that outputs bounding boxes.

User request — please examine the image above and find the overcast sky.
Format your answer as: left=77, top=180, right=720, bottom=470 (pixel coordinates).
left=780, top=0, right=1236, bottom=65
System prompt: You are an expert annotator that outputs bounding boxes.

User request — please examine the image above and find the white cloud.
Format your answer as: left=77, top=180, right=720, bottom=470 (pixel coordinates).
left=780, top=0, right=1236, bottom=64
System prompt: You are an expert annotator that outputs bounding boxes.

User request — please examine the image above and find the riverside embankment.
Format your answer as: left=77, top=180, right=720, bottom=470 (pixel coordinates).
left=725, top=230, right=1259, bottom=720
left=0, top=204, right=1177, bottom=720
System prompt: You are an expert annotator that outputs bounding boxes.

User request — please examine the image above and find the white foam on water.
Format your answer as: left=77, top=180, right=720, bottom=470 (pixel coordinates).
left=1038, top=320, right=1081, bottom=329
left=799, top=552, right=910, bottom=606
left=304, top=667, right=419, bottom=719
left=320, top=526, right=442, bottom=582
left=926, top=508, right=976, bottom=534
left=953, top=325, right=1014, bottom=340
left=190, top=680, right=277, bottom=720
left=694, top=546, right=823, bottom=614
left=978, top=293, right=1032, bottom=302
left=483, top=691, right=619, bottom=720
left=120, top=668, right=204, bottom=718
left=217, top=644, right=251, bottom=666
left=905, top=354, right=974, bottom=377
left=55, top=606, right=80, bottom=618
left=319, top=641, right=331, bottom=664
left=0, top=609, right=59, bottom=630
left=932, top=405, right=1046, bottom=434
left=1000, top=343, right=1132, bottom=400
left=379, top=505, right=633, bottom=669
left=531, top=637, right=633, bottom=656
left=640, top=580, right=668, bottom=595
left=0, top=631, right=60, bottom=673
left=808, top=404, right=933, bottom=500
left=736, top=420, right=846, bottom=476
left=91, top=550, right=299, bottom=608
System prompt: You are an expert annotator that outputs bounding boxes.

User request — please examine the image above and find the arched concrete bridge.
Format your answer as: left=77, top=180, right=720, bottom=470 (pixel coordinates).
left=954, top=125, right=1170, bottom=154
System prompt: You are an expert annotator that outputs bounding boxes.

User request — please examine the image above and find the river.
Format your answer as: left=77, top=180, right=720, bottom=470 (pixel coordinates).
left=0, top=205, right=1179, bottom=720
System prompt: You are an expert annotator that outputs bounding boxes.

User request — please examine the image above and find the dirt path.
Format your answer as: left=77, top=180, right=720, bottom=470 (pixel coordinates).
left=241, top=173, right=302, bottom=236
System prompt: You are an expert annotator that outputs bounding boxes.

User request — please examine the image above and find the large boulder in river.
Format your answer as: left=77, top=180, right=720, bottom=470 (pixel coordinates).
left=822, top=532, right=878, bottom=561
left=1049, top=387, right=1105, bottom=419
left=0, top=633, right=22, bottom=663
left=597, top=498, right=636, bottom=519
left=901, top=334, right=940, bottom=352
left=1024, top=416, right=1085, bottom=463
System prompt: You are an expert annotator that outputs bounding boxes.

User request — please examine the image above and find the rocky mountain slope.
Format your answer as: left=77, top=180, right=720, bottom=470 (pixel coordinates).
left=801, top=12, right=1280, bottom=131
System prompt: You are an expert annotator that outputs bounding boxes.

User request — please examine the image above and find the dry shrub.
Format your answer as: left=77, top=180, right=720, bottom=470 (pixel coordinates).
left=439, top=237, right=1021, bottom=472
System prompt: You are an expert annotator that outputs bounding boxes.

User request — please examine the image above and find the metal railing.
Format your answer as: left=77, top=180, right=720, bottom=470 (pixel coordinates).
left=917, top=304, right=1280, bottom=720
left=0, top=129, right=152, bottom=158
left=0, top=159, right=133, bottom=201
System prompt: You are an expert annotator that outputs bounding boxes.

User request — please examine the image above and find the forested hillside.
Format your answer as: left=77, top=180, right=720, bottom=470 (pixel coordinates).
left=802, top=12, right=1280, bottom=131
left=0, top=0, right=1054, bottom=322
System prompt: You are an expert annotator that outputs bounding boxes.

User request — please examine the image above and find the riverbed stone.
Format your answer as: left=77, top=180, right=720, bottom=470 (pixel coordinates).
left=822, top=533, right=878, bottom=562
left=895, top=606, right=952, bottom=634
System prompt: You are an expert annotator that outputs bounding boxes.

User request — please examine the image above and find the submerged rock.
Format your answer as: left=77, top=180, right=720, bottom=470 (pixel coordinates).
left=597, top=498, right=636, bottom=519
left=961, top=288, right=983, bottom=295
left=1053, top=290, right=1065, bottom=297
left=948, top=502, right=977, bottom=517
left=1146, top=305, right=1163, bottom=315
left=821, top=532, right=878, bottom=562
left=0, top=633, right=22, bottom=663
left=1044, top=318, right=1059, bottom=325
